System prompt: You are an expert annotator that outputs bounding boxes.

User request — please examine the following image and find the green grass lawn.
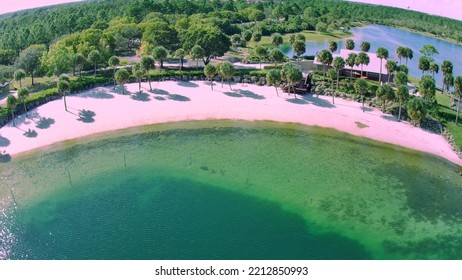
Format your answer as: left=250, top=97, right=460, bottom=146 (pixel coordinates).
left=435, top=93, right=462, bottom=149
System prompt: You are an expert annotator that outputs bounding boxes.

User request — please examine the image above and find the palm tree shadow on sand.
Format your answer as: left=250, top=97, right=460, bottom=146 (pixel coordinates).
left=131, top=91, right=151, bottom=102
left=77, top=109, right=96, bottom=123
left=151, top=88, right=170, bottom=95
left=177, top=81, right=199, bottom=88
left=0, top=135, right=10, bottom=147
left=168, top=94, right=191, bottom=102
left=36, top=117, right=55, bottom=129
left=0, top=152, right=11, bottom=163
left=23, top=128, right=38, bottom=138
left=80, top=88, right=114, bottom=99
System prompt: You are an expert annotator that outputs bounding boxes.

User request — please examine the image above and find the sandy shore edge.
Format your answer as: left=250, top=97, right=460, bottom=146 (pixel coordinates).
left=0, top=80, right=461, bottom=166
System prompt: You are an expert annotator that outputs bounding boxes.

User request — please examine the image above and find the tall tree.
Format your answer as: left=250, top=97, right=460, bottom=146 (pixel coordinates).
left=115, top=69, right=130, bottom=94
left=74, top=53, right=86, bottom=80
left=441, top=60, right=453, bottom=94
left=396, top=46, right=406, bottom=65
left=16, top=45, right=45, bottom=85
left=266, top=69, right=281, bottom=97
left=6, top=94, right=17, bottom=127
left=283, top=64, right=302, bottom=97
left=444, top=73, right=454, bottom=95
left=454, top=76, right=462, bottom=124
left=14, top=69, right=26, bottom=88
left=395, top=85, right=409, bottom=121
left=217, top=61, right=234, bottom=89
left=375, top=84, right=394, bottom=112
left=345, top=53, right=357, bottom=82
left=327, top=68, right=337, bottom=104
left=204, top=63, right=217, bottom=90
left=316, top=49, right=333, bottom=77
left=255, top=46, right=267, bottom=69
left=385, top=60, right=397, bottom=83
left=57, top=79, right=70, bottom=111
left=403, top=47, right=413, bottom=65
left=376, top=47, right=389, bottom=83
left=329, top=41, right=338, bottom=53
left=354, top=79, right=368, bottom=112
left=108, top=56, right=120, bottom=88
left=271, top=33, right=283, bottom=48
left=292, top=40, right=306, bottom=59
left=141, top=56, right=154, bottom=91
left=252, top=31, right=262, bottom=45
left=419, top=44, right=439, bottom=58
left=152, top=46, right=168, bottom=68
left=87, top=50, right=101, bottom=76
left=17, top=87, right=29, bottom=118
left=174, top=48, right=186, bottom=71
left=345, top=39, right=355, bottom=50
left=394, top=71, right=408, bottom=87
left=360, top=41, right=371, bottom=52
left=355, top=52, right=370, bottom=78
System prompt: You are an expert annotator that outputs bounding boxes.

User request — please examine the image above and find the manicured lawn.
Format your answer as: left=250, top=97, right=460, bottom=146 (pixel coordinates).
left=436, top=93, right=462, bottom=149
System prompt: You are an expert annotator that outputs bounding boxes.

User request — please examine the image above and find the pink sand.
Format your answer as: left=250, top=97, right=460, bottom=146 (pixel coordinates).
left=1, top=81, right=461, bottom=166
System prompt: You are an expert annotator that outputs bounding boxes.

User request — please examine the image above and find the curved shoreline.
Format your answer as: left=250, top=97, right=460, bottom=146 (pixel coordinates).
left=0, top=80, right=461, bottom=166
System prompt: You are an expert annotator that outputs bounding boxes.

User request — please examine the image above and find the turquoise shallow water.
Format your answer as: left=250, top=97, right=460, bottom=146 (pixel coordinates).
left=1, top=121, right=462, bottom=259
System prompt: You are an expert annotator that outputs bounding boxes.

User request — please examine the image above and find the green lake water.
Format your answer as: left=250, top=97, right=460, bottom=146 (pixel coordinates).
left=1, top=120, right=462, bottom=259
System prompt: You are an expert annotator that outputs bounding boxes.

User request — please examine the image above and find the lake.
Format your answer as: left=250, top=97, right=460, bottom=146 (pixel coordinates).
left=1, top=121, right=462, bottom=259
left=283, top=25, right=462, bottom=86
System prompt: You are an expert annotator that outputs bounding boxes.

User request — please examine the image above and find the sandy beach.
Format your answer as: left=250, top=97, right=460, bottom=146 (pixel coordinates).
left=0, top=80, right=461, bottom=166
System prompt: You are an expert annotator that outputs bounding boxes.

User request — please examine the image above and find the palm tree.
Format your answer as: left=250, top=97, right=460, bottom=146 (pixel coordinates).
left=6, top=94, right=17, bottom=127
left=376, top=47, right=389, bottom=83
left=74, top=53, right=86, bottom=80
left=269, top=48, right=285, bottom=66
left=329, top=41, right=338, bottom=53
left=332, top=56, right=345, bottom=93
left=354, top=79, right=368, bottom=112
left=418, top=57, right=431, bottom=74
left=57, top=79, right=70, bottom=111
left=284, top=64, right=302, bottom=98
left=345, top=39, right=355, bottom=50
left=204, top=64, right=217, bottom=90
left=174, top=48, right=186, bottom=71
left=141, top=56, right=154, bottom=91
left=454, top=76, right=462, bottom=124
left=316, top=49, right=333, bottom=77
left=17, top=87, right=29, bottom=118
left=395, top=85, right=409, bottom=122
left=133, top=64, right=143, bottom=92
left=376, top=84, right=394, bottom=112
left=271, top=33, right=283, bottom=48
left=419, top=74, right=436, bottom=101
left=403, top=47, right=413, bottom=65
left=441, top=60, right=453, bottom=94
left=266, top=69, right=282, bottom=97
left=407, top=98, right=427, bottom=126
left=444, top=73, right=454, bottom=95
left=360, top=41, right=371, bottom=52
left=115, top=69, right=130, bottom=94
left=355, top=52, right=370, bottom=78
left=293, top=40, right=306, bottom=60
left=217, top=61, right=235, bottom=90
left=152, top=46, right=168, bottom=68
left=345, top=53, right=357, bottom=82
left=255, top=46, right=267, bottom=69
left=385, top=60, right=397, bottom=83
left=14, top=69, right=26, bottom=88
left=328, top=69, right=337, bottom=104
left=429, top=62, right=439, bottom=79
left=190, top=45, right=205, bottom=69
left=395, top=46, right=406, bottom=64
left=394, top=71, right=408, bottom=87
left=87, top=50, right=101, bottom=76
left=108, top=56, right=120, bottom=88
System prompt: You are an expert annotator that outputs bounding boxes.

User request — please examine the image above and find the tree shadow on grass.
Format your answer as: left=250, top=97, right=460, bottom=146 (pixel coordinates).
left=36, top=117, right=55, bottom=129
left=0, top=135, right=10, bottom=147
left=23, top=129, right=38, bottom=138
left=169, top=94, right=191, bottom=102
left=77, top=109, right=96, bottom=123
left=238, top=89, right=265, bottom=100
left=80, top=88, right=114, bottom=99
left=177, top=81, right=199, bottom=88
left=151, top=88, right=170, bottom=95
left=0, top=153, right=11, bottom=163
left=131, top=91, right=151, bottom=102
